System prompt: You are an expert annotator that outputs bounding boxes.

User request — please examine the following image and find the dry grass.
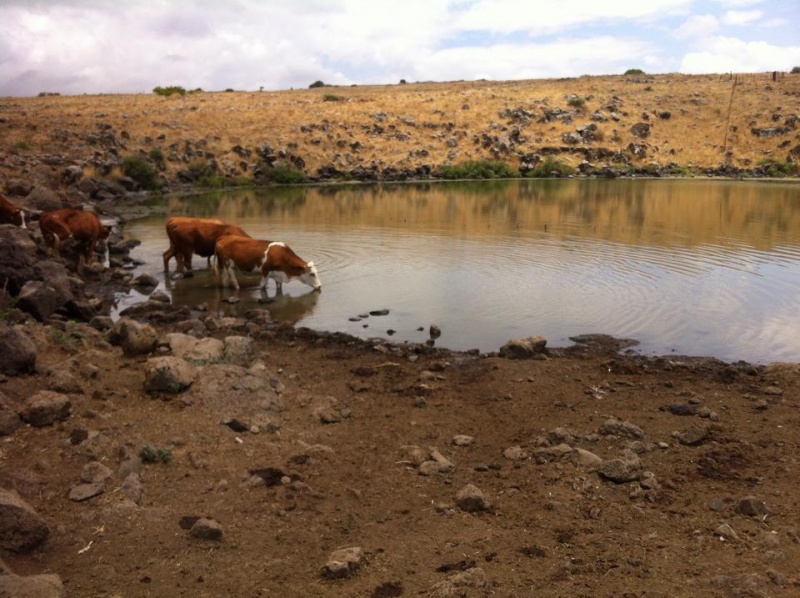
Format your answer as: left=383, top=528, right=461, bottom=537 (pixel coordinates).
left=1, top=73, right=799, bottom=188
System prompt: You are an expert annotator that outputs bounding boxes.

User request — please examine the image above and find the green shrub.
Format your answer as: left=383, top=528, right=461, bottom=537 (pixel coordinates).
left=148, top=148, right=164, bottom=162
left=14, top=140, right=31, bottom=150
left=757, top=158, right=797, bottom=177
left=438, top=160, right=516, bottom=180
left=323, top=93, right=345, bottom=102
left=309, top=80, right=326, bottom=89
left=525, top=157, right=576, bottom=178
left=140, top=445, right=172, bottom=464
left=259, top=164, right=308, bottom=184
left=153, top=85, right=186, bottom=97
left=188, top=160, right=213, bottom=178
left=122, top=155, right=160, bottom=190
left=624, top=68, right=646, bottom=75
left=791, top=66, right=800, bottom=74
left=566, top=95, right=586, bottom=109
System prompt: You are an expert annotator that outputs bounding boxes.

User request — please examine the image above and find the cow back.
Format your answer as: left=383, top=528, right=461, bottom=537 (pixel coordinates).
left=0, top=194, right=25, bottom=227
left=215, top=236, right=271, bottom=272
left=168, top=218, right=250, bottom=258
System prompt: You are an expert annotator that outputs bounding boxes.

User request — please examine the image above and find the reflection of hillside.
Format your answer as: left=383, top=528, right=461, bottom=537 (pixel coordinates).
left=167, top=180, right=800, bottom=250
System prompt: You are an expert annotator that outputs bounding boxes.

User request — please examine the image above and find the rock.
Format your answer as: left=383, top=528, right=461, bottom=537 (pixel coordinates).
left=0, top=488, right=50, bottom=552
left=321, top=546, right=363, bottom=579
left=0, top=574, right=65, bottom=597
left=109, top=317, right=158, bottom=356
left=734, top=496, right=770, bottom=518
left=452, top=435, right=474, bottom=447
left=19, top=390, right=71, bottom=427
left=676, top=423, right=710, bottom=446
left=399, top=445, right=428, bottom=467
left=631, top=122, right=651, bottom=138
left=599, top=418, right=645, bottom=439
left=80, top=461, right=113, bottom=484
left=143, top=356, right=197, bottom=394
left=133, top=272, right=158, bottom=287
left=190, top=517, right=223, bottom=540
left=120, top=472, right=143, bottom=505
left=0, top=226, right=38, bottom=296
left=502, top=446, right=526, bottom=461
left=597, top=454, right=643, bottom=483
left=715, top=523, right=739, bottom=541
left=185, top=337, right=225, bottom=363
left=223, top=336, right=256, bottom=367
left=455, top=484, right=490, bottom=512
left=429, top=324, right=442, bottom=339
left=16, top=281, right=62, bottom=321
left=0, top=325, right=37, bottom=376
left=499, top=336, right=547, bottom=359
left=68, top=483, right=104, bottom=502
left=571, top=448, right=603, bottom=468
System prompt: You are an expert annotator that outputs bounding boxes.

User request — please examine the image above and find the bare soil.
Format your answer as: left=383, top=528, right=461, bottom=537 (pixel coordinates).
left=1, top=316, right=800, bottom=597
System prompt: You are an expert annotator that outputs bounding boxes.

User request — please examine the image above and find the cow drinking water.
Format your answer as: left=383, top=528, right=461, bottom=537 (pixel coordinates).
left=39, top=208, right=111, bottom=264
left=214, top=235, right=321, bottom=293
left=0, top=194, right=26, bottom=228
left=163, top=217, right=250, bottom=274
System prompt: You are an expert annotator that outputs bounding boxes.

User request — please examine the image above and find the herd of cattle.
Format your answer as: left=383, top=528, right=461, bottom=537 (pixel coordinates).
left=0, top=193, right=322, bottom=294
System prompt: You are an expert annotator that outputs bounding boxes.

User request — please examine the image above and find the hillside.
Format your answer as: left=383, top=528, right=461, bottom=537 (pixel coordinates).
left=1, top=73, right=799, bottom=197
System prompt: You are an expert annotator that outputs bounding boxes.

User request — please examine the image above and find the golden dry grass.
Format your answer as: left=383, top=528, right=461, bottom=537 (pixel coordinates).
left=1, top=72, right=799, bottom=187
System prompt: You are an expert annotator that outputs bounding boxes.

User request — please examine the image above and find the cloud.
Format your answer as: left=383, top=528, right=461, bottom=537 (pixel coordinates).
left=722, top=9, right=762, bottom=25
left=675, top=14, right=720, bottom=39
left=680, top=36, right=800, bottom=73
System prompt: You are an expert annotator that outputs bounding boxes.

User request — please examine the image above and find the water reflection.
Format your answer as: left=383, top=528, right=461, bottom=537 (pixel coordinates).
left=122, top=179, right=800, bottom=363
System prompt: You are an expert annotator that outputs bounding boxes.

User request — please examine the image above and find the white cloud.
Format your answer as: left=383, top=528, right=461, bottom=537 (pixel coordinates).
left=723, top=9, right=762, bottom=25
left=675, top=14, right=720, bottom=39
left=680, top=36, right=800, bottom=73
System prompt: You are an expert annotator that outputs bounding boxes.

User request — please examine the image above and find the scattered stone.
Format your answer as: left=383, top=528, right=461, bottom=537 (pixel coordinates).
left=0, top=399, right=22, bottom=436
left=370, top=309, right=390, bottom=316
left=0, top=488, right=50, bottom=552
left=599, top=418, right=645, bottom=439
left=19, top=390, right=71, bottom=427
left=734, top=496, right=770, bottom=518
left=399, top=445, right=428, bottom=467
left=143, top=356, right=197, bottom=394
left=676, top=423, right=710, bottom=446
left=109, top=317, right=158, bottom=356
left=190, top=517, right=223, bottom=540
left=69, top=483, right=104, bottom=502
left=80, top=461, right=113, bottom=484
left=429, top=324, right=442, bottom=339
left=455, top=484, right=490, bottom=512
left=502, top=446, right=526, bottom=461
left=597, top=454, right=643, bottom=483
left=452, top=435, right=474, bottom=447
left=498, top=336, right=547, bottom=359
left=120, top=472, right=143, bottom=505
left=571, top=448, right=603, bottom=468
left=0, top=325, right=37, bottom=376
left=223, top=336, right=256, bottom=367
left=664, top=403, right=699, bottom=416
left=715, top=523, right=739, bottom=541
left=133, top=272, right=158, bottom=288
left=321, top=546, right=363, bottom=579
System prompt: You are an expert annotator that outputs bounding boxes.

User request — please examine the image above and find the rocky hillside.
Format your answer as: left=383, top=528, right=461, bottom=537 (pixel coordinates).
left=1, top=73, right=799, bottom=203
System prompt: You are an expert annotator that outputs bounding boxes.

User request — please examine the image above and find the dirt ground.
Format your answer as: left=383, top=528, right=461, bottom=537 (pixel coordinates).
left=1, top=309, right=799, bottom=597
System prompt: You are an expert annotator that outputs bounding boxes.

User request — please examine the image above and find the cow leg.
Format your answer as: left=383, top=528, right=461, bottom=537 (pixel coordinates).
left=225, top=264, right=239, bottom=290
left=163, top=245, right=176, bottom=271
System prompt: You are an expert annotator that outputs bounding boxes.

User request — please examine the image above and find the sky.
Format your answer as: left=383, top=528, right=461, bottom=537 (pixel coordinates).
left=1, top=0, right=798, bottom=97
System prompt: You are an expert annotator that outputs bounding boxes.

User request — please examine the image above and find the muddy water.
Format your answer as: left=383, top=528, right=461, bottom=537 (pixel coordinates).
left=120, top=178, right=800, bottom=363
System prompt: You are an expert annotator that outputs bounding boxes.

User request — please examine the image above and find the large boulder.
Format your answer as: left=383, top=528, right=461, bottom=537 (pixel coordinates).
left=143, top=356, right=197, bottom=394
left=0, top=225, right=37, bottom=295
left=109, top=317, right=158, bottom=356
left=19, top=391, right=71, bottom=427
left=0, top=325, right=36, bottom=376
left=499, top=336, right=547, bottom=359
left=0, top=488, right=50, bottom=552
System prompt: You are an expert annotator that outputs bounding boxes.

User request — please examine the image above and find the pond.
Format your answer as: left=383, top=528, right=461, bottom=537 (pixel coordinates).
left=120, top=178, right=800, bottom=364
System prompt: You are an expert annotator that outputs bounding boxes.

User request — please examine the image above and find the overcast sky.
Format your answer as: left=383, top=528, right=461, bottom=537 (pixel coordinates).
left=1, top=0, right=798, bottom=97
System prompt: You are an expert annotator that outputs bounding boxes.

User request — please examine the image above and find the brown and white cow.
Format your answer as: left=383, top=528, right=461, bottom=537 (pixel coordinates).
left=39, top=208, right=111, bottom=263
left=214, top=235, right=321, bottom=293
left=0, top=194, right=26, bottom=228
left=163, top=216, right=250, bottom=274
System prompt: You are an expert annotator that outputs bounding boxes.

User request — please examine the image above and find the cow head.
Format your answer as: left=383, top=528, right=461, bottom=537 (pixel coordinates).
left=300, top=262, right=322, bottom=292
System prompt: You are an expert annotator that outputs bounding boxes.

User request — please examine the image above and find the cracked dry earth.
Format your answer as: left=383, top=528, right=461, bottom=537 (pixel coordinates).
left=1, top=319, right=800, bottom=598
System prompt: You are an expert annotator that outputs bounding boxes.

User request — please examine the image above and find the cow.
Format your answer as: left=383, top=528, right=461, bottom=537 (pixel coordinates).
left=213, top=235, right=321, bottom=293
left=0, top=194, right=26, bottom=228
left=39, top=208, right=111, bottom=264
left=163, top=216, right=250, bottom=275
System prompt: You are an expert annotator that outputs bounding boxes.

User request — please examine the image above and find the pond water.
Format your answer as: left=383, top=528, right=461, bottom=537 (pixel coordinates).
left=120, top=178, right=800, bottom=363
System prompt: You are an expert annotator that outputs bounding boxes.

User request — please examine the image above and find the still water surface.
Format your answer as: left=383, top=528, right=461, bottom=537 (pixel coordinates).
left=121, top=179, right=800, bottom=363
